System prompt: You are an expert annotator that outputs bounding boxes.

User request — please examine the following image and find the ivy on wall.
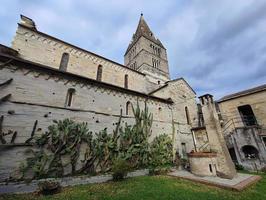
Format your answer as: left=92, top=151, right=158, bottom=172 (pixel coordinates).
left=18, top=102, right=173, bottom=180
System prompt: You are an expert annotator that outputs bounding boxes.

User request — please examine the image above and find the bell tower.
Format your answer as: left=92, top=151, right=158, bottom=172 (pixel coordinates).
left=124, top=14, right=170, bottom=85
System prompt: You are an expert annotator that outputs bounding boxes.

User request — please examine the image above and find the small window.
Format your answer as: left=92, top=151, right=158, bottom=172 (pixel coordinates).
left=185, top=106, right=191, bottom=125
left=181, top=143, right=187, bottom=158
left=96, top=65, right=103, bottom=81
left=65, top=88, right=75, bottom=107
left=238, top=105, right=257, bottom=126
left=124, top=74, right=128, bottom=89
left=209, top=164, right=213, bottom=173
left=263, top=137, right=266, bottom=147
left=158, top=81, right=160, bottom=85
left=59, top=52, right=69, bottom=71
left=126, top=101, right=131, bottom=115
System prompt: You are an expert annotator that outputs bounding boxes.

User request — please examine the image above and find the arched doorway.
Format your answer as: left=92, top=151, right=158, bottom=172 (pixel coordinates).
left=241, top=145, right=259, bottom=159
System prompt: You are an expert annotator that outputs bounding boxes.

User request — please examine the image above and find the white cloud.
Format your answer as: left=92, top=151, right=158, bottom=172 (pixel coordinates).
left=1, top=0, right=266, bottom=99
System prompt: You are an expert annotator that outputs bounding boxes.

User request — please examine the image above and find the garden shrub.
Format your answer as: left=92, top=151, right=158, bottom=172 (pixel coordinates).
left=235, top=163, right=244, bottom=170
left=260, top=166, right=266, bottom=173
left=149, top=134, right=172, bottom=168
left=112, top=158, right=130, bottom=181
left=38, top=179, right=61, bottom=195
left=180, top=158, right=189, bottom=170
left=18, top=102, right=178, bottom=181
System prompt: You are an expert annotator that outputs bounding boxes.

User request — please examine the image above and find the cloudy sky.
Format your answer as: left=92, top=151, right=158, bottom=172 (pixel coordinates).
left=1, top=0, right=266, bottom=98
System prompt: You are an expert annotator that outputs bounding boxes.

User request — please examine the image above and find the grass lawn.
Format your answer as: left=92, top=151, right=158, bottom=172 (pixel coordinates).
left=1, top=173, right=265, bottom=200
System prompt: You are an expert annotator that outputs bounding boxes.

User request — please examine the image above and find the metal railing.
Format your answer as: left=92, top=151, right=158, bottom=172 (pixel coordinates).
left=222, top=115, right=259, bottom=136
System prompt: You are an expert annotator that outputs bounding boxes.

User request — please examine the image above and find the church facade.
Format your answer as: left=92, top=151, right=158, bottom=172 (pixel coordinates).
left=0, top=12, right=243, bottom=182
left=0, top=15, right=238, bottom=181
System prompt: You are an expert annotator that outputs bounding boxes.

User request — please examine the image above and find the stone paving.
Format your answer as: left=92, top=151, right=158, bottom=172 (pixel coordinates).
left=168, top=170, right=261, bottom=191
left=0, top=169, right=149, bottom=194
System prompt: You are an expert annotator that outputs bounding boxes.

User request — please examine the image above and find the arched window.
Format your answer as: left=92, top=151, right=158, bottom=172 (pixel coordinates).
left=59, top=52, right=69, bottom=71
left=124, top=74, right=128, bottom=89
left=242, top=145, right=259, bottom=159
left=96, top=65, right=103, bottom=81
left=185, top=106, right=191, bottom=125
left=126, top=101, right=132, bottom=115
left=65, top=88, right=75, bottom=107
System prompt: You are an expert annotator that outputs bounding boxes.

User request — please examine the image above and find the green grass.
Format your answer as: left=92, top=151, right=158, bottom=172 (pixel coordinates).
left=1, top=173, right=266, bottom=200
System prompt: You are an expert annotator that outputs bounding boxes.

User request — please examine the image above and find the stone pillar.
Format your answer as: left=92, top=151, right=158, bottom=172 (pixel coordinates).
left=199, top=94, right=237, bottom=179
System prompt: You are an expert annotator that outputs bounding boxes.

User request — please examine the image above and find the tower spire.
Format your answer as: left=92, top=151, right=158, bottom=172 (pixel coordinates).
left=124, top=15, right=170, bottom=83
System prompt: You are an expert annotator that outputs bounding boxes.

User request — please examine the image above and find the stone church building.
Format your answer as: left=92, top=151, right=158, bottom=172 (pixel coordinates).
left=2, top=14, right=259, bottom=181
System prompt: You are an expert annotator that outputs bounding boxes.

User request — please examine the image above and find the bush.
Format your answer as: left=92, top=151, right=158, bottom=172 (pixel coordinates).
left=260, top=166, right=266, bottom=173
left=149, top=134, right=172, bottom=168
left=112, top=158, right=130, bottom=181
left=180, top=158, right=189, bottom=170
left=38, top=179, right=61, bottom=195
left=235, top=163, right=244, bottom=170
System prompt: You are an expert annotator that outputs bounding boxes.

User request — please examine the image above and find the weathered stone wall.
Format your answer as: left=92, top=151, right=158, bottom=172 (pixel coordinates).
left=199, top=95, right=236, bottom=179
left=125, top=37, right=168, bottom=73
left=150, top=79, right=199, bottom=158
left=218, top=91, right=266, bottom=128
left=188, top=153, right=218, bottom=177
left=124, top=36, right=170, bottom=87
left=226, top=127, right=266, bottom=170
left=0, top=62, right=174, bottom=181
left=193, top=128, right=210, bottom=152
left=11, top=25, right=149, bottom=93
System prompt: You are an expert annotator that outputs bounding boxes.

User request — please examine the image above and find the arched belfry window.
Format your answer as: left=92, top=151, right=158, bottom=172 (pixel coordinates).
left=59, top=52, right=69, bottom=71
left=124, top=74, right=128, bottom=89
left=65, top=88, right=75, bottom=107
left=126, top=101, right=132, bottom=115
left=96, top=65, right=103, bottom=81
left=185, top=106, right=191, bottom=125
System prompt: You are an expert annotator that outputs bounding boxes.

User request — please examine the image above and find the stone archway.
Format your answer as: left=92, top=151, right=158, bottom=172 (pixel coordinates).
left=241, top=145, right=259, bottom=159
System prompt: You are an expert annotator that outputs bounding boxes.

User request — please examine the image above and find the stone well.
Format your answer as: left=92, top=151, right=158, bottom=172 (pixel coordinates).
left=188, top=152, right=218, bottom=177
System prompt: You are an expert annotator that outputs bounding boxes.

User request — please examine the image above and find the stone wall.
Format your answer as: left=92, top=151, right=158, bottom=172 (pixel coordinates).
left=11, top=24, right=149, bottom=93
left=0, top=60, right=174, bottom=181
left=124, top=35, right=170, bottom=87
left=218, top=91, right=266, bottom=128
left=226, top=127, right=266, bottom=170
left=188, top=152, right=218, bottom=177
left=199, top=94, right=236, bottom=179
left=150, top=79, right=199, bottom=158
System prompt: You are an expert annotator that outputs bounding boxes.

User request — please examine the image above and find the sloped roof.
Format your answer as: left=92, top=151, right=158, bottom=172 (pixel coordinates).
left=218, top=83, right=266, bottom=102
left=125, top=14, right=165, bottom=55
